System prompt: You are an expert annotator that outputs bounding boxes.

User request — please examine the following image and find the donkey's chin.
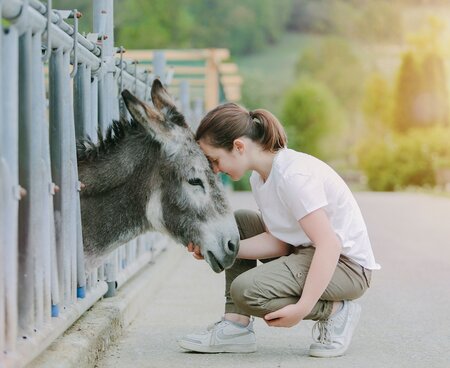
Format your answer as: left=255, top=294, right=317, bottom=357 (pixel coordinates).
left=204, top=251, right=225, bottom=273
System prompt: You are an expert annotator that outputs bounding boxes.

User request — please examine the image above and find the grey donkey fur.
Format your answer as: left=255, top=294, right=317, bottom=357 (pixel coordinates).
left=77, top=79, right=240, bottom=272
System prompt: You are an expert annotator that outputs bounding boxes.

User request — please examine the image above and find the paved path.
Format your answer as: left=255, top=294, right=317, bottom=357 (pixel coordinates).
left=95, top=192, right=450, bottom=368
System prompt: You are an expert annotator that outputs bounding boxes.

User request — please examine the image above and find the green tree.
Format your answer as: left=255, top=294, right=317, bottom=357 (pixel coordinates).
left=185, top=0, right=294, bottom=55
left=392, top=52, right=422, bottom=132
left=394, top=16, right=450, bottom=130
left=53, top=0, right=91, bottom=33
left=288, top=0, right=402, bottom=43
left=393, top=50, right=449, bottom=132
left=115, top=0, right=194, bottom=49
left=363, top=72, right=393, bottom=135
left=281, top=77, right=346, bottom=161
left=420, top=53, right=449, bottom=126
left=356, top=1, right=403, bottom=43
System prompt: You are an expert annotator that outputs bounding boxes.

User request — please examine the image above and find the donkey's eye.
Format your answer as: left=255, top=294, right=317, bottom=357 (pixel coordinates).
left=188, top=178, right=204, bottom=189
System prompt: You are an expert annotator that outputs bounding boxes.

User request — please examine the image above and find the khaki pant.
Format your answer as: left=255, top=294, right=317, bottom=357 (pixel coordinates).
left=225, top=210, right=372, bottom=321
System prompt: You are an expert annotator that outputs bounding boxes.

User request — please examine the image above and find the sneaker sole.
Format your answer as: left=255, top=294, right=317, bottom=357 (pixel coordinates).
left=309, top=303, right=362, bottom=358
left=178, top=340, right=257, bottom=353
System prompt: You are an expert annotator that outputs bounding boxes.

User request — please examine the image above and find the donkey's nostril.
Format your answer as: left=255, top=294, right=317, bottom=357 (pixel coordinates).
left=226, top=240, right=238, bottom=255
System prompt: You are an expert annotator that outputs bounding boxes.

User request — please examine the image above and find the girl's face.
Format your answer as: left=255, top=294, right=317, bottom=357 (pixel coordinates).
left=198, top=139, right=248, bottom=181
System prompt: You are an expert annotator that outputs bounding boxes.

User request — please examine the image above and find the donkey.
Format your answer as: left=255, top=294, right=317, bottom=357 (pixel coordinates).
left=77, top=79, right=240, bottom=272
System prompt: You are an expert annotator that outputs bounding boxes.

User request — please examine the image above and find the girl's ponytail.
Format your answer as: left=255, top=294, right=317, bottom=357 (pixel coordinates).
left=196, top=103, right=287, bottom=152
left=249, top=109, right=287, bottom=152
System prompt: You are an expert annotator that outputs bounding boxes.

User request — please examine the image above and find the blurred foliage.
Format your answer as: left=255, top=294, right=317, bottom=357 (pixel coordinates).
left=363, top=72, right=394, bottom=135
left=393, top=18, right=449, bottom=131
left=53, top=0, right=405, bottom=55
left=54, top=0, right=295, bottom=56
left=357, top=17, right=450, bottom=191
left=281, top=77, right=347, bottom=161
left=52, top=0, right=92, bottom=34
left=287, top=36, right=364, bottom=168
left=232, top=171, right=252, bottom=191
left=391, top=18, right=449, bottom=132
left=287, top=0, right=402, bottom=43
left=118, top=0, right=294, bottom=54
left=393, top=52, right=424, bottom=131
left=355, top=127, right=450, bottom=191
left=115, top=0, right=195, bottom=49
left=295, top=37, right=365, bottom=111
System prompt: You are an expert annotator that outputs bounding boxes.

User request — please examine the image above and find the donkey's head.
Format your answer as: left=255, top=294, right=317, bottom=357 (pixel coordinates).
left=121, top=81, right=239, bottom=272
left=78, top=79, right=239, bottom=272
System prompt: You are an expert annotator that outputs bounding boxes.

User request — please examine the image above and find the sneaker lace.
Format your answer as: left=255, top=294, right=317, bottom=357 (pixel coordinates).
left=207, top=319, right=226, bottom=331
left=312, top=319, right=333, bottom=345
left=207, top=316, right=254, bottom=332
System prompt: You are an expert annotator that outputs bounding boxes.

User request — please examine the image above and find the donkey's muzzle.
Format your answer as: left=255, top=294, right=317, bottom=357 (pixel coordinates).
left=206, top=251, right=225, bottom=273
left=204, top=239, right=239, bottom=273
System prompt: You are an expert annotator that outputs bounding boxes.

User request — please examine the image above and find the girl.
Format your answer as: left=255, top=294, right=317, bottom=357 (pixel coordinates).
left=178, top=103, right=380, bottom=357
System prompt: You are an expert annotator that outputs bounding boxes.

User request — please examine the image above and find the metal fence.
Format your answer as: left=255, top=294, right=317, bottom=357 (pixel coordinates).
left=0, top=1, right=199, bottom=367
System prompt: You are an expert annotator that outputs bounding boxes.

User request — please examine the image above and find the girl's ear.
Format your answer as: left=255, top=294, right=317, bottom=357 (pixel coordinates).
left=233, top=138, right=245, bottom=153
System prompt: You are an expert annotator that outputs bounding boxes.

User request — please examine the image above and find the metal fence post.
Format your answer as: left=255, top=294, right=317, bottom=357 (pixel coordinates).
left=93, top=0, right=119, bottom=297
left=17, top=26, right=38, bottom=339
left=94, top=0, right=116, bottom=133
left=0, top=0, right=4, bottom=359
left=50, top=47, right=77, bottom=308
left=1, top=19, right=20, bottom=358
left=90, top=74, right=99, bottom=141
left=30, top=28, right=50, bottom=330
left=0, top=162, right=5, bottom=367
left=179, top=80, right=191, bottom=124
left=192, top=97, right=204, bottom=132
left=74, top=63, right=92, bottom=140
left=153, top=50, right=166, bottom=84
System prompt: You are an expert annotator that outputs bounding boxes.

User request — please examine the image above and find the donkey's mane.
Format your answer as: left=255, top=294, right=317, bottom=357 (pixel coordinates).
left=77, top=118, right=145, bottom=162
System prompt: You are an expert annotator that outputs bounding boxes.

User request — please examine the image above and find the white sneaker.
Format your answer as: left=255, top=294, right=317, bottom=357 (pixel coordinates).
left=309, top=300, right=361, bottom=358
left=178, top=318, right=257, bottom=353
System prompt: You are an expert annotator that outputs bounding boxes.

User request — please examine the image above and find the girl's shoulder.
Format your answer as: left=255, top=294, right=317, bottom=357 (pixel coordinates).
left=274, top=149, right=319, bottom=178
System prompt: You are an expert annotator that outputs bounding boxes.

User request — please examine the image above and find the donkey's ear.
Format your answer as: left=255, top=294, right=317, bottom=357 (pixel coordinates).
left=121, top=89, right=165, bottom=136
left=151, top=79, right=176, bottom=111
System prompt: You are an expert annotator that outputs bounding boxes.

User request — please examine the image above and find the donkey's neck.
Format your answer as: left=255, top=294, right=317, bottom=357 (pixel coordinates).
left=80, top=177, right=153, bottom=258
left=78, top=141, right=147, bottom=196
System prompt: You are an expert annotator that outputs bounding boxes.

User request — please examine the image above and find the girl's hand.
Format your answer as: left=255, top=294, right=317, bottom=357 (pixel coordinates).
left=264, top=303, right=308, bottom=328
left=187, top=242, right=204, bottom=260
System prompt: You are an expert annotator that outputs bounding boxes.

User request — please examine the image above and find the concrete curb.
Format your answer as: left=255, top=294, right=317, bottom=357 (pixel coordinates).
left=27, top=244, right=184, bottom=368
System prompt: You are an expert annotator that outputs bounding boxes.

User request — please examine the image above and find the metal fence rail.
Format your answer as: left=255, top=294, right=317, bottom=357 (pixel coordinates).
left=0, top=1, right=199, bottom=367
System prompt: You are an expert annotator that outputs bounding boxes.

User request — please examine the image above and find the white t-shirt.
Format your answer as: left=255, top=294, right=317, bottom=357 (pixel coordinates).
left=250, top=148, right=380, bottom=270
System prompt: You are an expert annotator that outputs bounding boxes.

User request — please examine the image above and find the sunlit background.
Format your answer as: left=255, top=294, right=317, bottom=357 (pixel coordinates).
left=54, top=0, right=450, bottom=192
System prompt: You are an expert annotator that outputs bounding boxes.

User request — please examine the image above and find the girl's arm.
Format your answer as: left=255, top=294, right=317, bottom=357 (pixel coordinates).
left=238, top=232, right=290, bottom=260
left=265, top=208, right=342, bottom=327
left=187, top=231, right=290, bottom=261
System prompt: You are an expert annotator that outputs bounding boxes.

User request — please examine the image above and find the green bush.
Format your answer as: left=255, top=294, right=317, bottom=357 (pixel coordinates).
left=281, top=77, right=347, bottom=161
left=356, top=129, right=443, bottom=191
left=391, top=134, right=436, bottom=188
left=356, top=138, right=396, bottom=191
left=232, top=171, right=252, bottom=191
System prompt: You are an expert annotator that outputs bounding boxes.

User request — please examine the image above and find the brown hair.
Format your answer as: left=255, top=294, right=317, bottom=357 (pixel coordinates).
left=195, top=103, right=287, bottom=152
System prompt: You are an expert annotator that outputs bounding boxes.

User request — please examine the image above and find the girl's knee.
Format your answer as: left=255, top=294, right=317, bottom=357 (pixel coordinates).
left=229, top=273, right=249, bottom=307
left=230, top=273, right=267, bottom=314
